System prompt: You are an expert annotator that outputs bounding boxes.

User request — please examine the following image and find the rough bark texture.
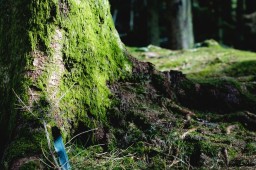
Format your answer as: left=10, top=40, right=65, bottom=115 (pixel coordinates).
left=166, top=0, right=194, bottom=49
left=0, top=0, right=130, bottom=168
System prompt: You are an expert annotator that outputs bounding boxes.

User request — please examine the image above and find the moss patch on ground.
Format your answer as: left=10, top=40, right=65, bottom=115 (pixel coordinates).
left=128, top=41, right=256, bottom=80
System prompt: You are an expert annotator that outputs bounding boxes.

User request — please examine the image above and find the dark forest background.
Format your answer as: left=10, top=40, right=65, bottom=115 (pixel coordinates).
left=109, top=0, right=256, bottom=51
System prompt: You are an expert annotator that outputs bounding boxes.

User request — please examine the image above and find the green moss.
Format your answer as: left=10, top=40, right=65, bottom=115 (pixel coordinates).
left=3, top=131, right=46, bottom=166
left=128, top=41, right=256, bottom=80
left=244, top=142, right=256, bottom=155
left=197, top=39, right=221, bottom=48
left=224, top=61, right=256, bottom=77
left=150, top=156, right=167, bottom=170
left=0, top=0, right=57, bottom=161
left=190, top=77, right=242, bottom=90
left=55, top=1, right=131, bottom=133
left=228, top=147, right=239, bottom=160
left=19, top=161, right=41, bottom=170
left=0, top=0, right=131, bottom=166
left=199, top=141, right=220, bottom=157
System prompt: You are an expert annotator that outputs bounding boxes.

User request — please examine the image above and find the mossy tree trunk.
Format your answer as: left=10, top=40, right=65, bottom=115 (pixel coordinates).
left=0, top=0, right=130, bottom=168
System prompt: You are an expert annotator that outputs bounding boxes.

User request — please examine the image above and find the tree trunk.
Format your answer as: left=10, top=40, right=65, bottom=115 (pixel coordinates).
left=236, top=0, right=246, bottom=48
left=147, top=0, right=160, bottom=46
left=0, top=0, right=130, bottom=169
left=166, top=0, right=194, bottom=49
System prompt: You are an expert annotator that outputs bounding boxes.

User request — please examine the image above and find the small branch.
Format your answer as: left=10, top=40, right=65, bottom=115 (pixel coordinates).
left=12, top=89, right=35, bottom=116
left=222, top=148, right=229, bottom=165
left=69, top=144, right=105, bottom=163
left=180, top=128, right=197, bottom=139
left=169, top=159, right=180, bottom=168
left=57, top=83, right=76, bottom=105
left=39, top=158, right=55, bottom=169
left=166, top=154, right=190, bottom=168
left=43, top=121, right=60, bottom=169
left=169, top=102, right=196, bottom=120
left=226, top=125, right=236, bottom=135
left=41, top=143, right=55, bottom=168
left=65, top=128, right=98, bottom=146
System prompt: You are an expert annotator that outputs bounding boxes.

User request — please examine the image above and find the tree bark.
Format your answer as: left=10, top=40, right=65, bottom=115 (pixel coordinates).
left=236, top=0, right=246, bottom=48
left=0, top=0, right=130, bottom=168
left=147, top=0, right=160, bottom=46
left=166, top=0, right=194, bottom=49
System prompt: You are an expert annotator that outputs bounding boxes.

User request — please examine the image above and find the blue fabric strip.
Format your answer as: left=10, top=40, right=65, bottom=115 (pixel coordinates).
left=54, top=136, right=71, bottom=170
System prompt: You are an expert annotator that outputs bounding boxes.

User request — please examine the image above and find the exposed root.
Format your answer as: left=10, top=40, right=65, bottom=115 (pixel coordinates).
left=169, top=102, right=196, bottom=120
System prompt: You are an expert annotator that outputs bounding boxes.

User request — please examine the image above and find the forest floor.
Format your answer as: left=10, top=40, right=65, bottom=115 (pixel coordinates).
left=59, top=40, right=256, bottom=169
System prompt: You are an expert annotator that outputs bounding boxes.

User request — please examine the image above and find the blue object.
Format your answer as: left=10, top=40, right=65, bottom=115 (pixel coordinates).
left=54, top=136, right=71, bottom=170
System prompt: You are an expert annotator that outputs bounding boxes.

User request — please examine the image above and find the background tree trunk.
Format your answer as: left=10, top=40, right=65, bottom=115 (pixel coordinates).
left=236, top=0, right=246, bottom=48
left=166, top=0, right=194, bottom=49
left=147, top=0, right=160, bottom=46
left=0, top=0, right=130, bottom=168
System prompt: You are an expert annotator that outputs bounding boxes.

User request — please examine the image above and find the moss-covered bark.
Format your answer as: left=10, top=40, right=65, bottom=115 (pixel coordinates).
left=0, top=0, right=130, bottom=168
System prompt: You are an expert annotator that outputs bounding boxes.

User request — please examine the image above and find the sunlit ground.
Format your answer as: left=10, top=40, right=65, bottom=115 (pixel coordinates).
left=128, top=41, right=256, bottom=81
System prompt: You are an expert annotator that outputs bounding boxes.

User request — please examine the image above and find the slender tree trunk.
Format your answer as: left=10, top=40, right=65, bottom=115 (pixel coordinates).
left=0, top=0, right=130, bottom=169
left=147, top=0, right=160, bottom=46
left=236, top=0, right=246, bottom=48
left=166, top=0, right=194, bottom=49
